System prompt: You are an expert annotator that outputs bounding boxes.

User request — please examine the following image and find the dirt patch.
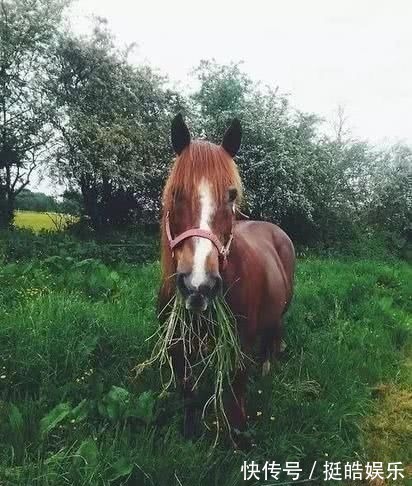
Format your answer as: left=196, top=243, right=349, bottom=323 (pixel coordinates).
left=363, top=383, right=412, bottom=485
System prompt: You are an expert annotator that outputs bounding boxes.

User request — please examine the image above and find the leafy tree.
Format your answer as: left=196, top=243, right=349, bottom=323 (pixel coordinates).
left=0, top=0, right=67, bottom=228
left=47, top=22, right=184, bottom=230
left=59, top=189, right=82, bottom=216
left=191, top=60, right=412, bottom=248
left=367, top=144, right=412, bottom=252
left=307, top=126, right=378, bottom=244
left=191, top=60, right=251, bottom=140
left=15, top=188, right=56, bottom=212
left=191, top=60, right=324, bottom=241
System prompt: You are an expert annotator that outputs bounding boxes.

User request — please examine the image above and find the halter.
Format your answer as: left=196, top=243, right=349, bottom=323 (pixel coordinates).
left=165, top=211, right=234, bottom=269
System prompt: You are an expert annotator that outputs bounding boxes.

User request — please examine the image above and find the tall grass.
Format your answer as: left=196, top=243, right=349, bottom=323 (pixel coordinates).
left=0, top=254, right=410, bottom=485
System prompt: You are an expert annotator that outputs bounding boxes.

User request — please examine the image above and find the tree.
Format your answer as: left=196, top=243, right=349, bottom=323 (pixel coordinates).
left=47, top=21, right=184, bottom=230
left=307, top=107, right=378, bottom=244
left=191, top=60, right=324, bottom=241
left=191, top=62, right=412, bottom=247
left=15, top=188, right=56, bottom=211
left=191, top=60, right=251, bottom=140
left=367, top=144, right=412, bottom=251
left=0, top=0, right=67, bottom=228
left=58, top=189, right=82, bottom=216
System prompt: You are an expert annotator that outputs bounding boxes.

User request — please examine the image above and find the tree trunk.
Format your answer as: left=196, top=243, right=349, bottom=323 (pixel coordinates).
left=80, top=181, right=101, bottom=231
left=0, top=190, right=8, bottom=229
left=0, top=191, right=15, bottom=230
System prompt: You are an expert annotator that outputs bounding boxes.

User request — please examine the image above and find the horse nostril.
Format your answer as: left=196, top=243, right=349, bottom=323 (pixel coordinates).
left=176, top=272, right=190, bottom=297
left=198, top=283, right=211, bottom=296
left=199, top=274, right=222, bottom=298
left=177, top=272, right=222, bottom=299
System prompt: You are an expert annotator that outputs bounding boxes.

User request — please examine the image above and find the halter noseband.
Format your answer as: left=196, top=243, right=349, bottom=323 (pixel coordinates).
left=165, top=211, right=233, bottom=269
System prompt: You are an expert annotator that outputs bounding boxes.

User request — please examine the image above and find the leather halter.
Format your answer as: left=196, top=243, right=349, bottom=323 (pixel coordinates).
left=165, top=211, right=233, bottom=269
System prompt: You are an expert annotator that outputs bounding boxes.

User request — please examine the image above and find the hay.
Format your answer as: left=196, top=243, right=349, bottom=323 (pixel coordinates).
left=135, top=293, right=245, bottom=443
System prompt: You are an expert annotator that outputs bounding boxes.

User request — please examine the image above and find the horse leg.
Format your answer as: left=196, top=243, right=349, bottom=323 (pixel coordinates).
left=261, top=320, right=282, bottom=377
left=227, top=367, right=248, bottom=432
left=226, top=366, right=254, bottom=450
left=171, top=347, right=198, bottom=438
left=182, top=379, right=197, bottom=438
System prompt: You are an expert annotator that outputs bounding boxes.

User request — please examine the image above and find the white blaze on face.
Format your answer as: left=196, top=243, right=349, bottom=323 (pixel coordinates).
left=190, top=179, right=214, bottom=289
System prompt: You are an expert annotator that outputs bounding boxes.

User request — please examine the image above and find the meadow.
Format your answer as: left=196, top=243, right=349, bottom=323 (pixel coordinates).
left=0, top=236, right=410, bottom=485
left=14, top=211, right=76, bottom=233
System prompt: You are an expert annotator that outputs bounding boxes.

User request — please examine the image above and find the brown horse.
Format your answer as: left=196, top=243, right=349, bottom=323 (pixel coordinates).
left=159, top=114, right=295, bottom=439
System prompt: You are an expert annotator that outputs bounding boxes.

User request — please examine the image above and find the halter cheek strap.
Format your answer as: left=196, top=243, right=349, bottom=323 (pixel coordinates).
left=165, top=211, right=233, bottom=268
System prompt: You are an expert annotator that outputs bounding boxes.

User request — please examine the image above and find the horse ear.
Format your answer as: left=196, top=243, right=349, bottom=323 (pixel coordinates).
left=222, top=118, right=242, bottom=157
left=171, top=113, right=191, bottom=155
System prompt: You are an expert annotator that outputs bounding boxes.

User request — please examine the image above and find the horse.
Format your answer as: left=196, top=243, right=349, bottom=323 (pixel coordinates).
left=158, top=114, right=295, bottom=441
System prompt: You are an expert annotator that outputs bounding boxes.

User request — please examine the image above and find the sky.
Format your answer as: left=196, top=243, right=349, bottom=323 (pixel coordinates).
left=33, top=0, right=412, bottom=193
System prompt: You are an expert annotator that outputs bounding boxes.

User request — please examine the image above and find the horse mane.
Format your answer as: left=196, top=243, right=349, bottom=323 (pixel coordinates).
left=160, top=140, right=242, bottom=295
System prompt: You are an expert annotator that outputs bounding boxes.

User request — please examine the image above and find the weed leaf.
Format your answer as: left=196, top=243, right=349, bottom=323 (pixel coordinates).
left=40, top=402, right=72, bottom=436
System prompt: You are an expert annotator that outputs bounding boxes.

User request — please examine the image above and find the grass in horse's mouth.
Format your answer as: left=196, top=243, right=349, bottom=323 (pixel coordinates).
left=135, top=293, right=245, bottom=445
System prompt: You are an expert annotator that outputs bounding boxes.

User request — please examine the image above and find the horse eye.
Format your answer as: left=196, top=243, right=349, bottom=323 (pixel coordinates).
left=228, top=187, right=237, bottom=203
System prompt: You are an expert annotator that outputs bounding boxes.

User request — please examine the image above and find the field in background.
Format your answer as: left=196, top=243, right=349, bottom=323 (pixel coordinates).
left=14, top=211, right=76, bottom=232
left=0, top=251, right=410, bottom=485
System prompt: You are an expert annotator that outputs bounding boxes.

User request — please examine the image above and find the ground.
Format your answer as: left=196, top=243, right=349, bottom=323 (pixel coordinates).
left=0, top=247, right=410, bottom=485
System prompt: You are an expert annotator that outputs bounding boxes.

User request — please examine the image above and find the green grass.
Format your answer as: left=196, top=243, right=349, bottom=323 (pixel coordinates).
left=14, top=211, right=76, bottom=232
left=136, top=293, right=245, bottom=445
left=0, top=254, right=411, bottom=485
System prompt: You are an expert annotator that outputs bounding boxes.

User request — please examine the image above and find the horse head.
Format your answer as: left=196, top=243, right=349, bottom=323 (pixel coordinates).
left=162, top=114, right=242, bottom=312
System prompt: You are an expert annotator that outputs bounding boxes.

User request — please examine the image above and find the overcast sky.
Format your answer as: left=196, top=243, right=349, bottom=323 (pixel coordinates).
left=34, top=0, right=412, bottom=193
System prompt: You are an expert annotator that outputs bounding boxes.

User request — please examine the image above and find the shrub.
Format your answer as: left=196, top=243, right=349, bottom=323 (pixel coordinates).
left=0, top=228, right=158, bottom=264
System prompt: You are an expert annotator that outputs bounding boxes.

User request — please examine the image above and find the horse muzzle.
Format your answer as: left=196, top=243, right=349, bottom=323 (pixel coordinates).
left=176, top=271, right=222, bottom=312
